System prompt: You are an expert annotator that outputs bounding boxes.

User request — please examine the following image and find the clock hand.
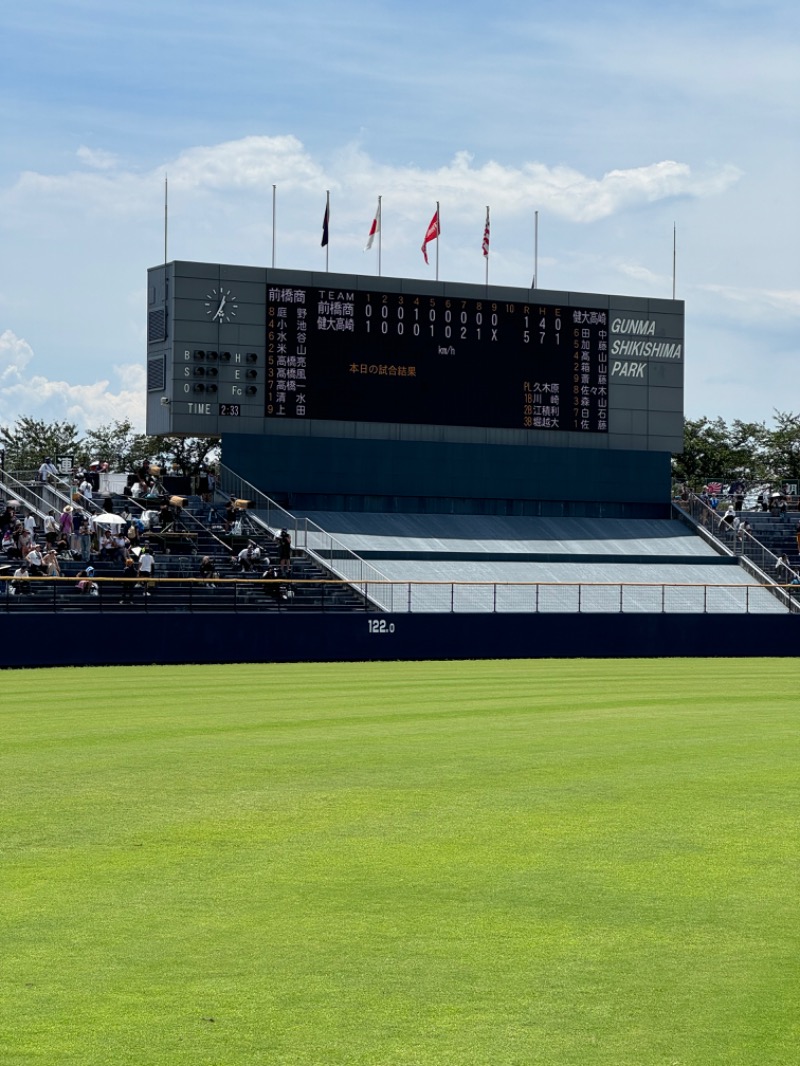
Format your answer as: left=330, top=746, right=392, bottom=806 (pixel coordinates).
left=213, top=296, right=227, bottom=320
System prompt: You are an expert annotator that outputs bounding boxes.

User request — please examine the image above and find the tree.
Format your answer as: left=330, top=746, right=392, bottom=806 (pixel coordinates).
left=79, top=419, right=140, bottom=470
left=0, top=417, right=81, bottom=472
left=149, top=435, right=221, bottom=476
left=764, top=411, right=800, bottom=482
left=672, top=417, right=769, bottom=487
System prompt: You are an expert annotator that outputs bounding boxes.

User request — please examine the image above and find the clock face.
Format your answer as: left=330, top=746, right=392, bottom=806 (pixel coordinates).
left=204, top=287, right=238, bottom=323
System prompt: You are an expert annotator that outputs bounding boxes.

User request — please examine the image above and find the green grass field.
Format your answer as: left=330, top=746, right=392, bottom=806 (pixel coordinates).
left=3, top=658, right=800, bottom=1065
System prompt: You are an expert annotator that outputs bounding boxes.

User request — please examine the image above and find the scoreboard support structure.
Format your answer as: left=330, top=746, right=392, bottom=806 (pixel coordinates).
left=147, top=262, right=684, bottom=517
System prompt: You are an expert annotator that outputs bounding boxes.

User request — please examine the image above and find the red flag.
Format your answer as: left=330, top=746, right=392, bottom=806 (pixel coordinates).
left=482, top=207, right=490, bottom=257
left=364, top=199, right=381, bottom=251
left=421, top=208, right=439, bottom=264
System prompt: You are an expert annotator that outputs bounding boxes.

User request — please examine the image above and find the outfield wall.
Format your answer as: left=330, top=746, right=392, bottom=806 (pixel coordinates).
left=3, top=611, right=798, bottom=669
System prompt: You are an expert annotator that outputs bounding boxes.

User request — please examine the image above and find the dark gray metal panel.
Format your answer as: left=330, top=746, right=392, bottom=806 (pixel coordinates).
left=631, top=410, right=649, bottom=435
left=649, top=362, right=683, bottom=387
left=649, top=388, right=684, bottom=413
left=649, top=411, right=684, bottom=436
left=221, top=264, right=266, bottom=284
left=173, top=261, right=221, bottom=279
left=610, top=383, right=649, bottom=409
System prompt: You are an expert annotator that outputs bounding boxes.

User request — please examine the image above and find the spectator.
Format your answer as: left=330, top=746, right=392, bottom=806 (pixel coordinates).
left=11, top=561, right=32, bottom=596
left=26, top=545, right=44, bottom=576
left=776, top=554, right=791, bottom=582
left=719, top=507, right=735, bottom=535
left=262, top=565, right=292, bottom=603
left=75, top=567, right=98, bottom=596
left=59, top=505, right=74, bottom=543
left=235, top=541, right=262, bottom=572
left=72, top=512, right=92, bottom=562
left=111, top=531, right=128, bottom=562
left=137, top=546, right=155, bottom=596
left=277, top=528, right=292, bottom=576
left=79, top=476, right=93, bottom=506
left=120, top=557, right=138, bottom=605
left=199, top=555, right=218, bottom=587
left=44, top=509, right=60, bottom=547
left=42, top=548, right=61, bottom=577
left=98, top=530, right=114, bottom=559
left=17, top=528, right=33, bottom=558
left=38, top=457, right=59, bottom=484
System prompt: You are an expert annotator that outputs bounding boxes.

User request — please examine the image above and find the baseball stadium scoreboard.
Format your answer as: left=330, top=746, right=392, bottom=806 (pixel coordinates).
left=146, top=262, right=684, bottom=452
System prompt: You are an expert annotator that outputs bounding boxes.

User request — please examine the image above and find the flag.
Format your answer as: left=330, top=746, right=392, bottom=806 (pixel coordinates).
left=421, top=208, right=439, bottom=264
left=482, top=207, right=490, bottom=258
left=321, top=196, right=329, bottom=247
left=364, top=199, right=381, bottom=251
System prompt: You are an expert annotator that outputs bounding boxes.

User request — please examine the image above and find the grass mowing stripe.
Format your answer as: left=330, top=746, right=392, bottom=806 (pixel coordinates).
left=2, top=659, right=800, bottom=1065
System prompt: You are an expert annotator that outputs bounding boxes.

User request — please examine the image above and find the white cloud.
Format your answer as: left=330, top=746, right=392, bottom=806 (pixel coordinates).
left=0, top=331, right=145, bottom=430
left=699, top=284, right=800, bottom=320
left=77, top=145, right=119, bottom=171
left=1, top=137, right=741, bottom=229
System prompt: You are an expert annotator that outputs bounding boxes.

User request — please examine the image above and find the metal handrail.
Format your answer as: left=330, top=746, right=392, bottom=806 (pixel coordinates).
left=217, top=463, right=398, bottom=608
left=0, top=575, right=792, bottom=614
left=672, top=495, right=798, bottom=610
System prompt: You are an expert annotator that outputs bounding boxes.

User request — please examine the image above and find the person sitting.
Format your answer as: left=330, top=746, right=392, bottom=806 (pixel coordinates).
left=42, top=549, right=61, bottom=577
left=25, top=545, right=45, bottom=576
left=11, top=561, right=32, bottom=595
left=2, top=528, right=17, bottom=557
left=54, top=533, right=71, bottom=558
left=261, top=565, right=292, bottom=603
left=199, top=556, right=218, bottom=586
left=75, top=566, right=99, bottom=596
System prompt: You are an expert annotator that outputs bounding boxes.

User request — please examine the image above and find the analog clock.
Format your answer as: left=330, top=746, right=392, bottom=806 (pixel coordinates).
left=204, top=288, right=238, bottom=323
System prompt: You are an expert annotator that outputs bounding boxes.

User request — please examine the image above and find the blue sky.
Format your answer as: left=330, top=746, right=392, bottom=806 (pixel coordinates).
left=1, top=0, right=798, bottom=431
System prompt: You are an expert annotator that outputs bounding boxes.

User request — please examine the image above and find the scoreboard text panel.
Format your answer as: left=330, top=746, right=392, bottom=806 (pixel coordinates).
left=266, top=285, right=609, bottom=433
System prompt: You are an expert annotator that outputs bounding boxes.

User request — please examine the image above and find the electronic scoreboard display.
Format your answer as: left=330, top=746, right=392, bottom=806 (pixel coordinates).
left=266, top=285, right=609, bottom=433
left=147, top=262, right=684, bottom=454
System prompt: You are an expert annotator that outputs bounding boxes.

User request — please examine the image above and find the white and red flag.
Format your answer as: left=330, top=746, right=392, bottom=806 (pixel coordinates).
left=482, top=206, right=490, bottom=257
left=364, top=199, right=381, bottom=251
left=421, top=207, right=440, bottom=264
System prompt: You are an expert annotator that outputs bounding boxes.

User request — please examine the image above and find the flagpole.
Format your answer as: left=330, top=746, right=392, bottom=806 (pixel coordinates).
left=325, top=190, right=330, bottom=272
left=672, top=222, right=676, bottom=300
left=164, top=173, right=168, bottom=266
left=272, top=184, right=276, bottom=268
left=435, top=200, right=441, bottom=281
left=532, top=209, right=539, bottom=289
left=378, top=195, right=382, bottom=277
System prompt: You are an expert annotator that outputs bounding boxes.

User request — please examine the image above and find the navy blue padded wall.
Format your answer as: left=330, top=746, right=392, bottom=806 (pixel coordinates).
left=223, top=432, right=671, bottom=516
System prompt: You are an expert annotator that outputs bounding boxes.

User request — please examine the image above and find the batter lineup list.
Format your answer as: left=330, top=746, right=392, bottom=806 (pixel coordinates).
left=266, top=285, right=608, bottom=433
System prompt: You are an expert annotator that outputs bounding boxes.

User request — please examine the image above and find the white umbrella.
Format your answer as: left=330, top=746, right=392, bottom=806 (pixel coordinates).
left=92, top=513, right=128, bottom=527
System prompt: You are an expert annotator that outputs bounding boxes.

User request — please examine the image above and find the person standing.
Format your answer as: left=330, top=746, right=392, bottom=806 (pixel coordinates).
left=44, top=509, right=60, bottom=547
left=277, top=529, right=292, bottom=577
left=79, top=476, right=93, bottom=508
left=120, top=557, right=138, bottom=605
left=137, top=545, right=155, bottom=596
